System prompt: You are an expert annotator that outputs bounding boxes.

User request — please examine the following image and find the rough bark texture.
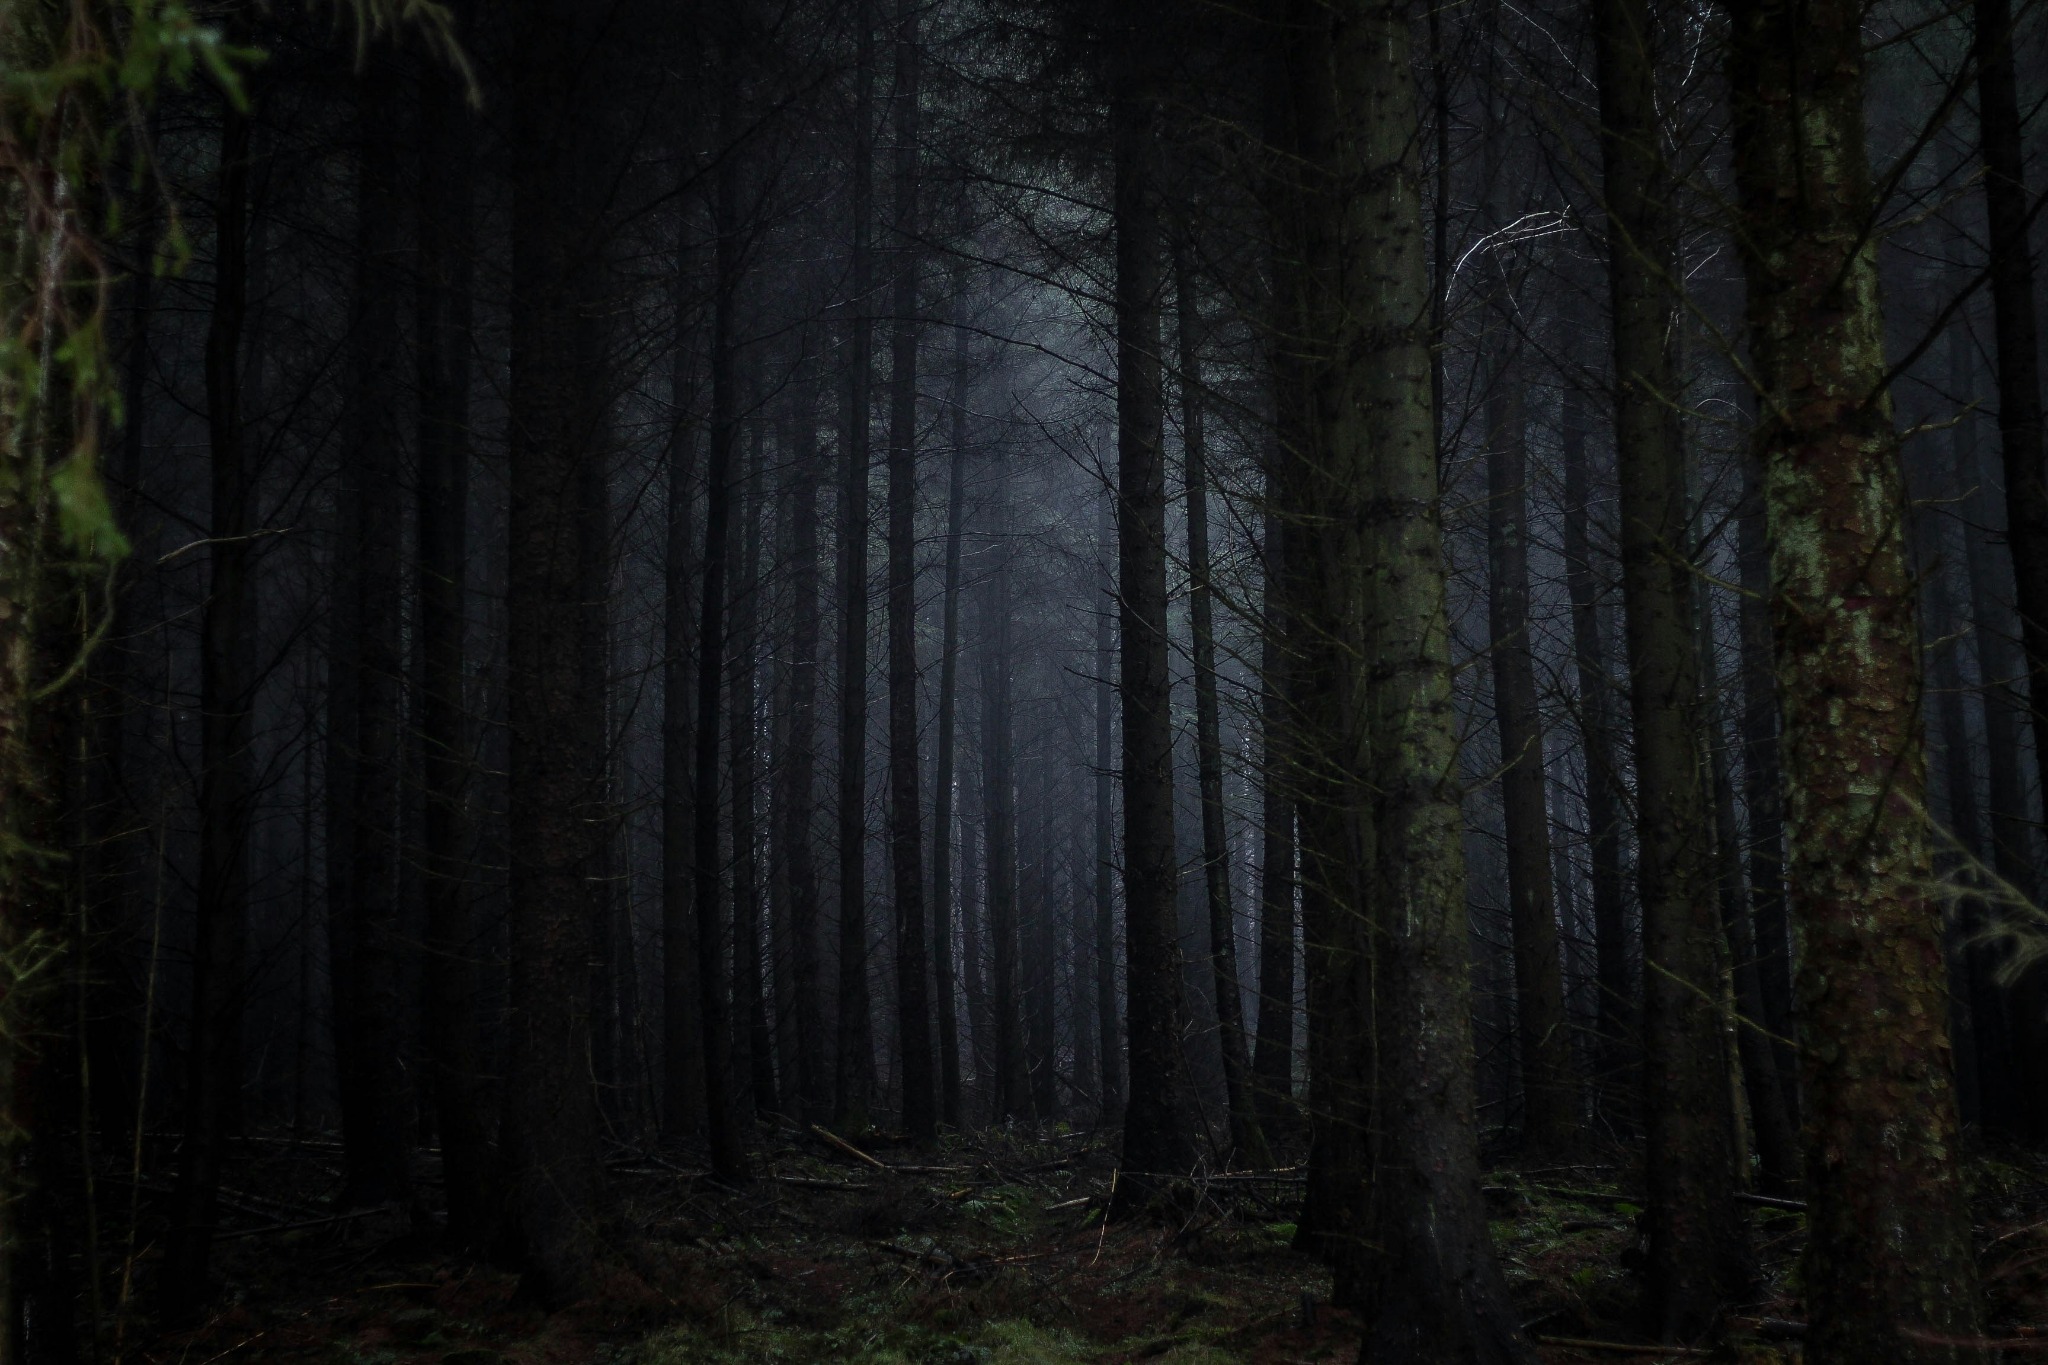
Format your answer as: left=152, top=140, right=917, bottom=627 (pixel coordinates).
left=981, top=479, right=1025, bottom=1120
left=1592, top=0, right=1747, bottom=1331
left=417, top=39, right=492, bottom=1244
left=1109, top=1, right=1197, bottom=1209
left=885, top=0, right=934, bottom=1143
left=1728, top=0, right=1986, bottom=1352
left=1290, top=0, right=1534, bottom=1357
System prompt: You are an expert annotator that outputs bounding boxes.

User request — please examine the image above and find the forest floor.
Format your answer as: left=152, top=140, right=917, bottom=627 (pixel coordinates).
left=129, top=1125, right=2048, bottom=1365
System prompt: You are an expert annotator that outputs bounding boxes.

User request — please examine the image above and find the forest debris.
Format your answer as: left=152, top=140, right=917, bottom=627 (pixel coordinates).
left=1732, top=1192, right=1806, bottom=1212
left=214, top=1206, right=399, bottom=1241
left=1046, top=1195, right=1093, bottom=1212
left=809, top=1124, right=889, bottom=1169
left=1531, top=1335, right=1711, bottom=1357
left=769, top=1175, right=872, bottom=1191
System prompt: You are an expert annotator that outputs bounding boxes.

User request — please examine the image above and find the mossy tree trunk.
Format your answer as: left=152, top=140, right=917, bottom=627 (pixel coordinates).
left=1728, top=0, right=1986, bottom=1352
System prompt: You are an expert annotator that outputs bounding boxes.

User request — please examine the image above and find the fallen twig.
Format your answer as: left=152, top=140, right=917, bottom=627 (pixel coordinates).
left=809, top=1124, right=888, bottom=1170
left=215, top=1206, right=399, bottom=1241
left=1531, top=1335, right=1711, bottom=1357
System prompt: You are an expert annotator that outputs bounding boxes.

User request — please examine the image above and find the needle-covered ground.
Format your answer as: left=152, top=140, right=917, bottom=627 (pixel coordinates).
left=128, top=1126, right=2048, bottom=1365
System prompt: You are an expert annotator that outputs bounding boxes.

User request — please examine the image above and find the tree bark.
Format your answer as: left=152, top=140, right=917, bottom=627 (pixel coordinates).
left=417, top=39, right=492, bottom=1244
left=501, top=0, right=612, bottom=1295
left=334, top=55, right=413, bottom=1215
left=1728, top=0, right=1986, bottom=1350
left=1176, top=248, right=1269, bottom=1169
left=1250, top=501, right=1295, bottom=1135
left=980, top=478, right=1025, bottom=1120
left=693, top=139, right=750, bottom=1181
left=930, top=269, right=972, bottom=1130
left=732, top=427, right=774, bottom=1117
left=1483, top=348, right=1580, bottom=1158
left=1093, top=501, right=1125, bottom=1123
left=1286, top=0, right=1535, bottom=1355
left=163, top=100, right=256, bottom=1312
left=836, top=0, right=878, bottom=1130
left=1109, top=1, right=1197, bottom=1208
left=776, top=364, right=828, bottom=1124
left=1974, top=0, right=2048, bottom=1145
left=1592, top=0, right=1747, bottom=1331
left=885, top=0, right=934, bottom=1142
left=1559, top=373, right=1632, bottom=1123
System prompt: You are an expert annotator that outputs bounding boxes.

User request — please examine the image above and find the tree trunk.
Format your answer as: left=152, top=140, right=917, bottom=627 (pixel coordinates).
left=1974, top=0, right=2048, bottom=1146
left=1560, top=373, right=1632, bottom=1123
left=1592, top=0, right=1747, bottom=1330
left=1093, top=501, right=1125, bottom=1123
left=693, top=140, right=749, bottom=1181
left=885, top=0, right=934, bottom=1143
left=662, top=240, right=707, bottom=1139
left=1250, top=500, right=1295, bottom=1135
left=335, top=56, right=413, bottom=1215
left=1109, top=4, right=1196, bottom=1208
left=417, top=40, right=492, bottom=1244
left=1286, top=0, right=1534, bottom=1355
left=163, top=100, right=255, bottom=1312
left=1728, top=0, right=1986, bottom=1350
left=1736, top=446, right=1799, bottom=1128
left=836, top=0, right=878, bottom=1131
left=776, top=364, right=828, bottom=1124
left=930, top=269, right=972, bottom=1130
left=980, top=479, right=1025, bottom=1120
left=732, top=427, right=775, bottom=1116
left=1483, top=348, right=1579, bottom=1158
left=1025, top=767, right=1059, bottom=1120
left=1176, top=249, right=1269, bottom=1168
left=501, top=0, right=613, bottom=1295
left=1699, top=586, right=1800, bottom=1192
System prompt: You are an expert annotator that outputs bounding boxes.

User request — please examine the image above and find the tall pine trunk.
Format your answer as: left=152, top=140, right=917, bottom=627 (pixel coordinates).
left=1250, top=500, right=1295, bottom=1134
left=836, top=0, right=878, bottom=1130
left=1974, top=0, right=2048, bottom=1143
left=693, top=138, right=750, bottom=1180
left=930, top=270, right=972, bottom=1129
left=335, top=56, right=413, bottom=1214
left=1093, top=502, right=1125, bottom=1122
left=1728, top=0, right=1986, bottom=1350
left=1591, top=0, right=1746, bottom=1330
left=1483, top=348, right=1579, bottom=1158
left=777, top=366, right=828, bottom=1123
left=980, top=478, right=1025, bottom=1119
left=502, top=0, right=612, bottom=1297
left=165, top=97, right=256, bottom=1313
left=1176, top=248, right=1268, bottom=1168
left=417, top=40, right=491, bottom=1243
left=885, top=0, right=935, bottom=1142
left=1109, top=0, right=1196, bottom=1208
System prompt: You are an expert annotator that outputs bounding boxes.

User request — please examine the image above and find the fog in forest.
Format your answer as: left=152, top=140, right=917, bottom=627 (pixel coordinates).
left=1, top=0, right=2045, bottom=1360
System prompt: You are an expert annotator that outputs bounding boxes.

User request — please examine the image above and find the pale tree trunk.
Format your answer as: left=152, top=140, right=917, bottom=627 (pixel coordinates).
left=1729, top=0, right=1985, bottom=1351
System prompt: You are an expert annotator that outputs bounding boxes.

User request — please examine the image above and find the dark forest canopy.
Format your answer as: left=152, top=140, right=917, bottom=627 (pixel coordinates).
left=2, top=0, right=2046, bottom=1361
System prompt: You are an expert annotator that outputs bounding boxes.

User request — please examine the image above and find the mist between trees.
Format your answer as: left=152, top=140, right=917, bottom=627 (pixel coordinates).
left=1, top=0, right=2044, bottom=1361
